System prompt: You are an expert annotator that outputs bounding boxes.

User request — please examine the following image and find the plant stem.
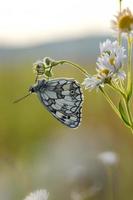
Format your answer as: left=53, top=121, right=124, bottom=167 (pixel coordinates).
left=123, top=97, right=133, bottom=131
left=106, top=166, right=114, bottom=200
left=126, top=35, right=133, bottom=133
left=130, top=127, right=133, bottom=134
left=127, top=36, right=132, bottom=95
left=109, top=82, right=133, bottom=132
left=118, top=0, right=122, bottom=45
left=99, top=87, right=121, bottom=119
left=108, top=82, right=133, bottom=131
left=118, top=32, right=122, bottom=46
left=100, top=86, right=133, bottom=133
left=108, top=83, right=126, bottom=98
left=58, top=60, right=89, bottom=77
left=119, top=0, right=122, bottom=13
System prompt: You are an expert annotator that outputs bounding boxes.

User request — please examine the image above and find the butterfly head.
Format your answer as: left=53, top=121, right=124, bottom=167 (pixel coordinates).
left=29, top=79, right=47, bottom=93
left=29, top=86, right=36, bottom=93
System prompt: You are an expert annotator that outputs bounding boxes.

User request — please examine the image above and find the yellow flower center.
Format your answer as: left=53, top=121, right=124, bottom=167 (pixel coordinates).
left=119, top=15, right=133, bottom=32
left=109, top=57, right=115, bottom=66
left=100, top=69, right=109, bottom=76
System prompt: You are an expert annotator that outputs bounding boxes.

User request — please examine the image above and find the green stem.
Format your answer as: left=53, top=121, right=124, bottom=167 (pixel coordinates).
left=130, top=128, right=133, bottom=134
left=99, top=87, right=121, bottom=119
left=106, top=166, right=114, bottom=200
left=118, top=33, right=122, bottom=46
left=127, top=36, right=132, bottom=96
left=126, top=101, right=133, bottom=125
left=119, top=0, right=122, bottom=13
left=126, top=36, right=133, bottom=133
left=130, top=127, right=133, bottom=134
left=108, top=83, right=126, bottom=98
left=57, top=60, right=89, bottom=77
left=109, top=83, right=133, bottom=132
left=118, top=0, right=122, bottom=45
left=123, top=97, right=133, bottom=126
left=119, top=80, right=125, bottom=94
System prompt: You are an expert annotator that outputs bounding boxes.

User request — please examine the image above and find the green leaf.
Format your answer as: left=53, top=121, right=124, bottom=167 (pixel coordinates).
left=127, top=82, right=132, bottom=102
left=119, top=100, right=131, bottom=127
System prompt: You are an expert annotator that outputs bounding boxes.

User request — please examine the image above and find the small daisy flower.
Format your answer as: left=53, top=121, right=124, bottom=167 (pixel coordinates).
left=82, top=75, right=104, bottom=91
left=99, top=39, right=126, bottom=57
left=99, top=39, right=118, bottom=54
left=24, top=189, right=49, bottom=200
left=97, top=40, right=126, bottom=81
left=112, top=8, right=133, bottom=36
left=83, top=39, right=126, bottom=90
left=96, top=53, right=126, bottom=81
left=83, top=68, right=116, bottom=90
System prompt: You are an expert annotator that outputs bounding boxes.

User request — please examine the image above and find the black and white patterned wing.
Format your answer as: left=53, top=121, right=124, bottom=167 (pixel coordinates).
left=37, top=79, right=83, bottom=128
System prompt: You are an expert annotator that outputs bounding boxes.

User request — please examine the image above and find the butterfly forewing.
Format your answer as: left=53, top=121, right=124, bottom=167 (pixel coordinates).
left=36, top=79, right=83, bottom=128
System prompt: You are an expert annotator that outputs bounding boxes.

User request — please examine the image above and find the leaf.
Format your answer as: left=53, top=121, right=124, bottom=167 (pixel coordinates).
left=119, top=100, right=131, bottom=127
left=127, top=82, right=132, bottom=102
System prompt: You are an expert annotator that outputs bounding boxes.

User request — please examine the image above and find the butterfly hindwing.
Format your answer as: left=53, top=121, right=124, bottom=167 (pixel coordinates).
left=36, top=79, right=83, bottom=128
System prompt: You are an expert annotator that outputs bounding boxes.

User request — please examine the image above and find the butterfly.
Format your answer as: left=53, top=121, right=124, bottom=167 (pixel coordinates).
left=14, top=78, right=83, bottom=128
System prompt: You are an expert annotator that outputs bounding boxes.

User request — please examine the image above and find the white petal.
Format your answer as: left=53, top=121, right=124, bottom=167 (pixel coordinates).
left=117, top=71, right=126, bottom=80
left=82, top=76, right=103, bottom=91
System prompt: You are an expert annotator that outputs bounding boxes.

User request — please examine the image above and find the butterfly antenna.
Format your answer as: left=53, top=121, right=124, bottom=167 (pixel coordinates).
left=13, top=93, right=31, bottom=104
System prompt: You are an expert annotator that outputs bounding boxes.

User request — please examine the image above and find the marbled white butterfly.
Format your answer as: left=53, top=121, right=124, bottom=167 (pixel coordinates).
left=29, top=78, right=83, bottom=128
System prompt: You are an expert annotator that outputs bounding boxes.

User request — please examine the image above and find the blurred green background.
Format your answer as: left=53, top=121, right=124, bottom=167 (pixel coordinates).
left=0, top=35, right=133, bottom=200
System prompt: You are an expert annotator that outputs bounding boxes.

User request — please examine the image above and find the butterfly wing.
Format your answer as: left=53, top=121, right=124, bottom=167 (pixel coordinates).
left=36, top=79, right=83, bottom=128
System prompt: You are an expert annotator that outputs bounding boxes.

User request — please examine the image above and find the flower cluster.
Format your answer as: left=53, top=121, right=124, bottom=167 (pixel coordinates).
left=33, top=57, right=57, bottom=79
left=83, top=39, right=126, bottom=90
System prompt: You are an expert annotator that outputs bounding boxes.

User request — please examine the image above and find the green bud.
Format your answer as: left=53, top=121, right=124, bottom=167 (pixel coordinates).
left=45, top=70, right=53, bottom=78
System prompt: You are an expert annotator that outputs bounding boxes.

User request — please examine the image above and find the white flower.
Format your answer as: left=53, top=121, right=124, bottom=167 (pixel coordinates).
left=83, top=39, right=126, bottom=90
left=100, top=39, right=118, bottom=54
left=98, top=152, right=119, bottom=166
left=97, top=54, right=126, bottom=81
left=82, top=75, right=105, bottom=91
left=97, top=40, right=126, bottom=81
left=99, top=39, right=126, bottom=60
left=112, top=8, right=133, bottom=36
left=24, top=190, right=49, bottom=200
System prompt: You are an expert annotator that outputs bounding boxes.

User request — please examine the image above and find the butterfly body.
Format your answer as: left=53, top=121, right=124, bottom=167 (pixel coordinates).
left=29, top=78, right=83, bottom=128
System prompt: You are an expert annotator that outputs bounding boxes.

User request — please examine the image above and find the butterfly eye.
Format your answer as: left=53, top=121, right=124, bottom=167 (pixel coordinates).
left=29, top=86, right=35, bottom=93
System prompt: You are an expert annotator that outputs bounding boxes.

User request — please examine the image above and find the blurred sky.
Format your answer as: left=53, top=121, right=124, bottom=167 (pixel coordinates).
left=0, top=0, right=133, bottom=47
